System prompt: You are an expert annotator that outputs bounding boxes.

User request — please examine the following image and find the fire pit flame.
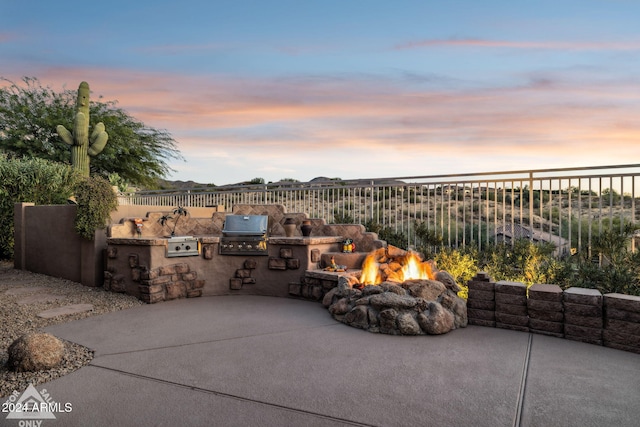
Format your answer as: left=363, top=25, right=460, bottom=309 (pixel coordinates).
left=359, top=248, right=435, bottom=285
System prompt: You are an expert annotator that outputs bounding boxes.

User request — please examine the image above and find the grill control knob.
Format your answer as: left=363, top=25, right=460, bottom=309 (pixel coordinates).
left=185, top=245, right=191, bottom=250
left=174, top=246, right=181, bottom=251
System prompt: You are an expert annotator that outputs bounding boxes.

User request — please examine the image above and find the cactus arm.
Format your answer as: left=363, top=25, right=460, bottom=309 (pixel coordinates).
left=90, top=122, right=105, bottom=140
left=74, top=112, right=89, bottom=146
left=56, top=125, right=73, bottom=145
left=88, top=130, right=108, bottom=156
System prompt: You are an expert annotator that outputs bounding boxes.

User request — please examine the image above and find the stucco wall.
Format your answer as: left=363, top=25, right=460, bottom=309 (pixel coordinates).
left=14, top=203, right=217, bottom=288
left=14, top=203, right=105, bottom=287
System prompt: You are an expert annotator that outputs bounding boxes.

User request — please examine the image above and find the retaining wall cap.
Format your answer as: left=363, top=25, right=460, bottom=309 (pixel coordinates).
left=565, top=287, right=602, bottom=296
left=604, top=293, right=640, bottom=302
left=529, top=283, right=563, bottom=293
left=495, top=280, right=527, bottom=288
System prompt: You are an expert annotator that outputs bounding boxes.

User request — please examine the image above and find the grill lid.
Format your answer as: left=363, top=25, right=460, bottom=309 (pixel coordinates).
left=222, top=215, right=268, bottom=236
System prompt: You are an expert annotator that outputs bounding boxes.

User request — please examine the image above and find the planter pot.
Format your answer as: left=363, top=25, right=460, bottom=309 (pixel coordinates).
left=283, top=218, right=297, bottom=237
left=301, top=220, right=312, bottom=237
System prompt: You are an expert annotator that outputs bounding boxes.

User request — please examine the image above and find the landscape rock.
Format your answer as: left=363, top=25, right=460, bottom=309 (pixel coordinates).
left=344, top=305, right=370, bottom=329
left=380, top=282, right=407, bottom=295
left=435, top=271, right=461, bottom=292
left=369, top=292, right=417, bottom=310
left=418, top=302, right=454, bottom=335
left=379, top=308, right=399, bottom=334
left=440, top=290, right=468, bottom=328
left=404, top=279, right=446, bottom=301
left=328, top=298, right=351, bottom=315
left=7, top=333, right=65, bottom=372
left=322, top=287, right=339, bottom=307
left=397, top=312, right=421, bottom=335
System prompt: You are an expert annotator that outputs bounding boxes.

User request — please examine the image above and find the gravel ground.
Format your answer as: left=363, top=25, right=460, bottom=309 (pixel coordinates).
left=0, top=261, right=144, bottom=398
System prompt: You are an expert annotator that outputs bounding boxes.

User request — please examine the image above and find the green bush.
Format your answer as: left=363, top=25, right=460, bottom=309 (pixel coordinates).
left=557, top=224, right=640, bottom=295
left=332, top=205, right=355, bottom=224
left=413, top=221, right=443, bottom=258
left=434, top=247, right=478, bottom=298
left=0, top=156, right=80, bottom=259
left=74, top=175, right=118, bottom=240
left=479, top=239, right=560, bottom=286
left=363, top=220, right=407, bottom=248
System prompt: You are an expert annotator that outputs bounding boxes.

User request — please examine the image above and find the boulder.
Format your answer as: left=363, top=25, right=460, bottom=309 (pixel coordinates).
left=440, top=289, right=468, bottom=328
left=7, top=332, right=65, bottom=372
left=369, top=292, right=417, bottom=310
left=418, top=302, right=455, bottom=335
left=397, top=312, right=422, bottom=335
left=344, top=305, right=370, bottom=329
left=380, top=282, right=407, bottom=295
left=403, top=279, right=446, bottom=301
left=329, top=298, right=351, bottom=315
left=379, top=308, right=399, bottom=334
left=322, top=287, right=339, bottom=308
left=435, top=271, right=462, bottom=292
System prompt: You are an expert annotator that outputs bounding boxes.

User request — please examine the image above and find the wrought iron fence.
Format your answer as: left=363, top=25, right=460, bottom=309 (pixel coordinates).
left=118, top=164, right=640, bottom=256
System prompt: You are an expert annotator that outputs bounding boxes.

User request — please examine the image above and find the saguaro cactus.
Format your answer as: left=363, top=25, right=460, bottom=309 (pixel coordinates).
left=56, top=81, right=109, bottom=176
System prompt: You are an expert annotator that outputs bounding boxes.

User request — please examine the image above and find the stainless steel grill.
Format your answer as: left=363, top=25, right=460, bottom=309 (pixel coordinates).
left=219, top=215, right=269, bottom=256
left=166, top=236, right=200, bottom=257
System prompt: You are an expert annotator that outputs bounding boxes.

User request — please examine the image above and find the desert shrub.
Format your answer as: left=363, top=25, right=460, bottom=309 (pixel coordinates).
left=73, top=175, right=118, bottom=240
left=364, top=220, right=407, bottom=248
left=333, top=205, right=355, bottom=224
left=0, top=156, right=80, bottom=259
left=560, top=224, right=640, bottom=296
left=434, top=247, right=478, bottom=286
left=413, top=221, right=443, bottom=257
left=479, top=239, right=559, bottom=286
left=377, top=227, right=407, bottom=249
left=363, top=219, right=382, bottom=235
left=434, top=247, right=478, bottom=299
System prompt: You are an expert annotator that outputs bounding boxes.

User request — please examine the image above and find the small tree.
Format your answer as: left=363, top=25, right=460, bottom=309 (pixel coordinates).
left=0, top=77, right=183, bottom=188
left=0, top=156, right=80, bottom=259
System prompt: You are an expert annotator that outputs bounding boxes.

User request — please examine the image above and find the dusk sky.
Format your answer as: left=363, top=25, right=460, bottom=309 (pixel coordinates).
left=2, top=1, right=640, bottom=185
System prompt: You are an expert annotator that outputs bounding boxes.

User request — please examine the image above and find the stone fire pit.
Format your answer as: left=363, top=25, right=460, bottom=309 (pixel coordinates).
left=322, top=249, right=468, bottom=335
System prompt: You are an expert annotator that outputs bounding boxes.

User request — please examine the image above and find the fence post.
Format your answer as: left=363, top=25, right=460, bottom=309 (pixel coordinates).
left=529, top=172, right=534, bottom=241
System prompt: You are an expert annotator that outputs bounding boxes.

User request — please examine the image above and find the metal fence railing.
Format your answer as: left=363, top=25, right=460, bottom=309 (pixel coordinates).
left=118, top=164, right=640, bottom=256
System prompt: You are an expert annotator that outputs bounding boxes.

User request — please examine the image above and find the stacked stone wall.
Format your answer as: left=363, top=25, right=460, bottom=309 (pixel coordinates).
left=603, top=293, right=640, bottom=354
left=466, top=272, right=640, bottom=354
left=290, top=270, right=350, bottom=301
left=563, top=287, right=603, bottom=345
left=104, top=252, right=204, bottom=303
left=495, top=281, right=528, bottom=332
left=527, top=284, right=564, bottom=337
left=466, top=272, right=496, bottom=327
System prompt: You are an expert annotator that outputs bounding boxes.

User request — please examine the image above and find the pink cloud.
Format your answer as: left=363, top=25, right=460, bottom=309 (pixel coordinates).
left=0, top=32, right=16, bottom=43
left=4, top=64, right=640, bottom=173
left=133, top=42, right=234, bottom=55
left=394, top=38, right=640, bottom=51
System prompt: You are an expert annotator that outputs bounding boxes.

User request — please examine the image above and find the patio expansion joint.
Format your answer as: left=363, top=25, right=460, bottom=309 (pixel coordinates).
left=86, top=364, right=375, bottom=427
left=513, top=333, right=533, bottom=427
left=92, top=321, right=342, bottom=357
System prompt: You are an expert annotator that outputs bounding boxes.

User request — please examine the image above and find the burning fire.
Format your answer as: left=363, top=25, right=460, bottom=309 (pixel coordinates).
left=359, top=248, right=435, bottom=285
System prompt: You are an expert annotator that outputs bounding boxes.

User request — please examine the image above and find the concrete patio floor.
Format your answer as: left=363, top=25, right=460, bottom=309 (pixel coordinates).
left=13, top=295, right=640, bottom=426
